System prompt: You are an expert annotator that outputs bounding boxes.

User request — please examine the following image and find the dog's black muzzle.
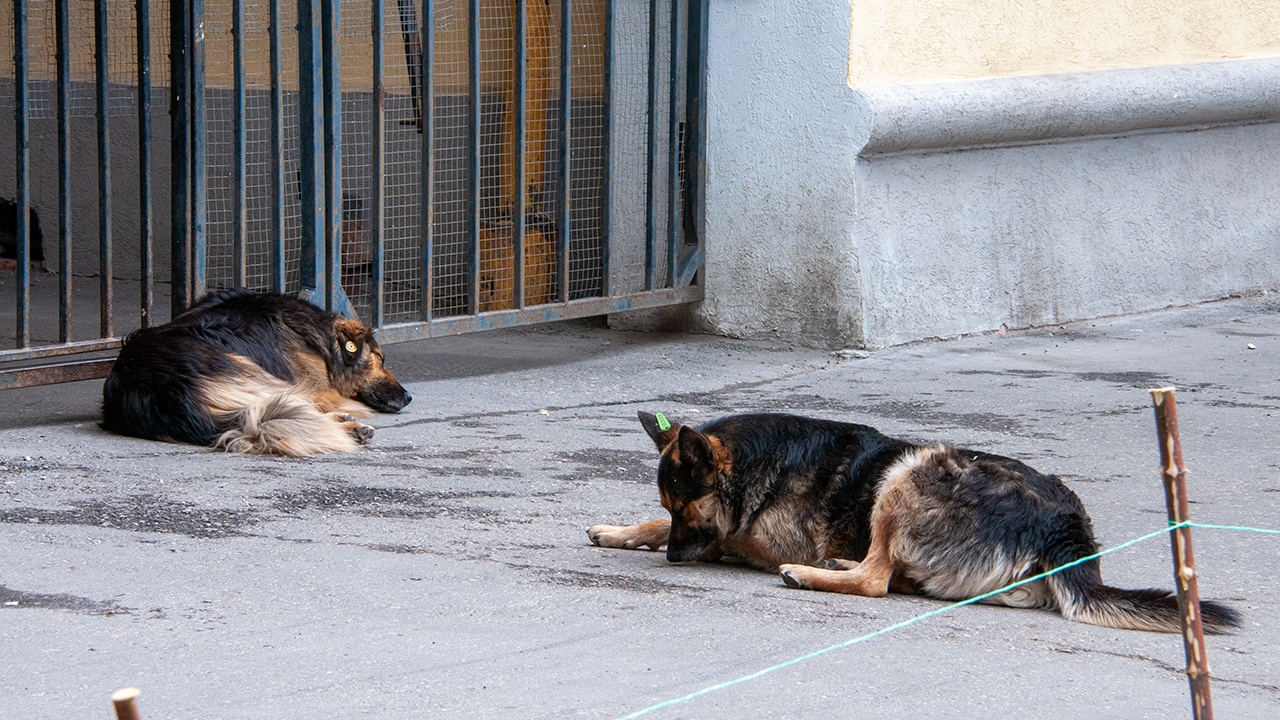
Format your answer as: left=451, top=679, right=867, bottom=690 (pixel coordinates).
left=358, top=380, right=412, bottom=413
left=665, top=522, right=719, bottom=563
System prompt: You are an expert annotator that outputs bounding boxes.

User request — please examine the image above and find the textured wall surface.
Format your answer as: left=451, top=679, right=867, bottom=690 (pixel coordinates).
left=856, top=122, right=1280, bottom=346
left=613, top=0, right=864, bottom=343
left=848, top=0, right=1280, bottom=84
left=614, top=3, right=1280, bottom=349
left=852, top=59, right=1280, bottom=346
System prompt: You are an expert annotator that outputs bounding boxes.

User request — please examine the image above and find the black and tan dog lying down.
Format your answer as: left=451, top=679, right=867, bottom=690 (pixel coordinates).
left=589, top=412, right=1240, bottom=633
left=102, top=289, right=411, bottom=456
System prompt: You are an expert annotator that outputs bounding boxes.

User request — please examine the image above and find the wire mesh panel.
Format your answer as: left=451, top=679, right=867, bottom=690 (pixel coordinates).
left=4, top=0, right=704, bottom=388
left=426, top=0, right=472, bottom=318
left=197, top=0, right=701, bottom=340
left=381, top=0, right=432, bottom=321
left=200, top=0, right=303, bottom=294
left=0, top=0, right=147, bottom=117
left=2, top=0, right=171, bottom=388
left=566, top=2, right=608, bottom=299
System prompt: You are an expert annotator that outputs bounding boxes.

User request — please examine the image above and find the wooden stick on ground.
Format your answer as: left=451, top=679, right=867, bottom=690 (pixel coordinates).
left=1149, top=387, right=1215, bottom=720
left=110, top=687, right=141, bottom=720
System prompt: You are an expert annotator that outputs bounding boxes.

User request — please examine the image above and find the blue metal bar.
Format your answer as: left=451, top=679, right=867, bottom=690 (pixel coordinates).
left=513, top=0, right=526, bottom=308
left=467, top=0, right=480, bottom=314
left=665, top=0, right=681, bottom=290
left=269, top=0, right=285, bottom=292
left=232, top=0, right=247, bottom=287
left=419, top=0, right=435, bottom=320
left=136, top=0, right=154, bottom=326
left=375, top=284, right=702, bottom=343
left=557, top=0, right=572, bottom=302
left=0, top=338, right=121, bottom=363
left=371, top=0, right=386, bottom=325
left=96, top=0, right=114, bottom=336
left=298, top=0, right=325, bottom=301
left=642, top=0, right=658, bottom=290
left=677, top=0, right=708, bottom=287
left=13, top=0, right=30, bottom=347
left=0, top=359, right=115, bottom=389
left=600, top=0, right=613, bottom=297
left=191, top=0, right=207, bottom=301
left=170, top=0, right=192, bottom=315
left=395, top=0, right=423, bottom=130
left=56, top=0, right=71, bottom=340
left=322, top=0, right=342, bottom=312
left=396, top=0, right=422, bottom=130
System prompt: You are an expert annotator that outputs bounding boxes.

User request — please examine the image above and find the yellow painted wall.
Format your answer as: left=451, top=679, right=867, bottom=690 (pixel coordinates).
left=849, top=0, right=1280, bottom=86
left=1, top=0, right=605, bottom=97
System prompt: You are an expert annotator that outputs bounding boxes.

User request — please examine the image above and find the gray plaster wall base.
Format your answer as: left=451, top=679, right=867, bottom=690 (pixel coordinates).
left=854, top=64, right=1280, bottom=347
left=613, top=1, right=1280, bottom=349
left=856, top=121, right=1280, bottom=345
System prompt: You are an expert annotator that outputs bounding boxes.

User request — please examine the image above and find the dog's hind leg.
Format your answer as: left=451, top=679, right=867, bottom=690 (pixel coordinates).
left=206, top=383, right=366, bottom=456
left=818, top=558, right=921, bottom=594
left=587, top=518, right=670, bottom=551
left=779, top=507, right=897, bottom=597
left=216, top=400, right=367, bottom=455
left=779, top=468, right=913, bottom=597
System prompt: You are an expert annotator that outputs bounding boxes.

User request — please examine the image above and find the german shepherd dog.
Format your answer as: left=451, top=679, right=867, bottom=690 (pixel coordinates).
left=589, top=412, right=1241, bottom=633
left=102, top=289, right=412, bottom=455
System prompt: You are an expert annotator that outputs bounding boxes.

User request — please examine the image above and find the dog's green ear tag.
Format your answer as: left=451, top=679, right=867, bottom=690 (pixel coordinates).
left=655, top=412, right=672, bottom=432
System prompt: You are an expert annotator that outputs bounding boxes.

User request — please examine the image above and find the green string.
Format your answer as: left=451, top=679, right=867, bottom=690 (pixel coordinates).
left=1187, top=521, right=1280, bottom=535
left=616, top=519, right=1263, bottom=720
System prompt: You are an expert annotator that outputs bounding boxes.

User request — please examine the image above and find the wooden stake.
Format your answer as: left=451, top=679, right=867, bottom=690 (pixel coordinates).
left=1149, top=387, right=1214, bottom=720
left=111, top=687, right=141, bottom=720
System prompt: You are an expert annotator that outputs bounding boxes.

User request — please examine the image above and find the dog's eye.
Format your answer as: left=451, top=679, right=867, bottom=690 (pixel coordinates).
left=344, top=341, right=358, bottom=353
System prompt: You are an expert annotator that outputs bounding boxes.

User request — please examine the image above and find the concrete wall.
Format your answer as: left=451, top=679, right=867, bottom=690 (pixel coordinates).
left=614, top=1, right=1280, bottom=348
left=612, top=2, right=865, bottom=343
left=852, top=61, right=1280, bottom=346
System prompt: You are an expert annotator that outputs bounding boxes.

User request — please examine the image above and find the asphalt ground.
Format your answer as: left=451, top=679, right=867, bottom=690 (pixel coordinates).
left=2, top=296, right=1278, bottom=719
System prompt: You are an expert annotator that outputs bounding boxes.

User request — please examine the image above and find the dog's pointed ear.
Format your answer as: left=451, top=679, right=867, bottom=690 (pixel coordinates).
left=677, top=425, right=732, bottom=478
left=676, top=425, right=716, bottom=469
left=638, top=410, right=680, bottom=450
left=334, top=319, right=368, bottom=366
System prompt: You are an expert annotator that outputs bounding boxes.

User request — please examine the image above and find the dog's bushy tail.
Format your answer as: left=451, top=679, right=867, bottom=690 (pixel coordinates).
left=201, top=375, right=366, bottom=456
left=1047, top=561, right=1242, bottom=634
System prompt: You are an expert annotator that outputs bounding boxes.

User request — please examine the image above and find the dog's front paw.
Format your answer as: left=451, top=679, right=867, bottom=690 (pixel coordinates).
left=587, top=520, right=669, bottom=551
left=588, top=524, right=643, bottom=549
left=779, top=564, right=816, bottom=590
left=342, top=420, right=375, bottom=444
left=823, top=558, right=860, bottom=571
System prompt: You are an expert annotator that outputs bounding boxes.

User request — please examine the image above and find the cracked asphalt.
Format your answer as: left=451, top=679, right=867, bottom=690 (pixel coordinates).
left=2, top=297, right=1278, bottom=718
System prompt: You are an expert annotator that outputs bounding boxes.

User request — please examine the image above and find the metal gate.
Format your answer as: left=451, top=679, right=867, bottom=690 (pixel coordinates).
left=1, top=0, right=705, bottom=388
